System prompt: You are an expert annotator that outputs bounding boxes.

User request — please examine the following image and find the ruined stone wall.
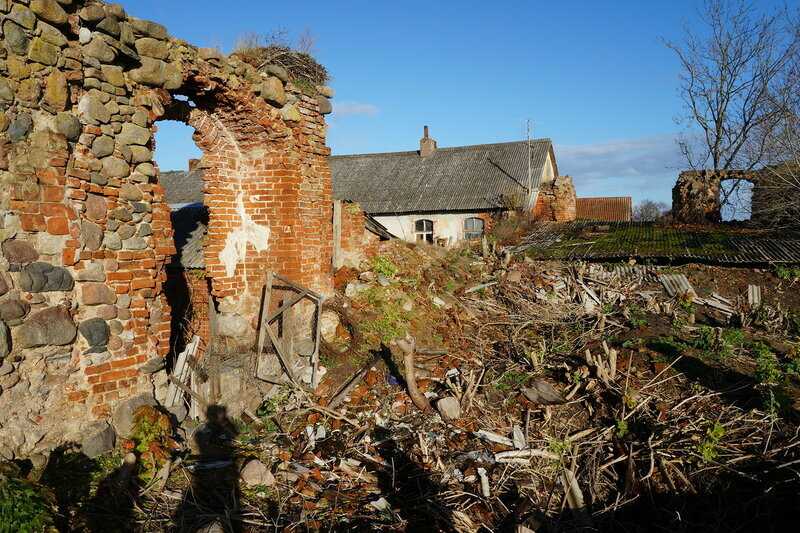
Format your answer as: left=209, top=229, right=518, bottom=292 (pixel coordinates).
left=339, top=202, right=379, bottom=268
left=672, top=170, right=724, bottom=224
left=533, top=175, right=576, bottom=222
left=0, top=0, right=333, bottom=459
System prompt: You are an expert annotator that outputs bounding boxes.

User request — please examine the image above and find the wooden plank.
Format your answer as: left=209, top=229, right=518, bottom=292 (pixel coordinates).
left=168, top=374, right=207, bottom=410
left=255, top=271, right=274, bottom=368
left=272, top=273, right=322, bottom=301
left=265, top=321, right=299, bottom=385
left=166, top=336, right=198, bottom=407
left=333, top=199, right=343, bottom=270
left=265, top=290, right=307, bottom=325
left=311, top=296, right=324, bottom=389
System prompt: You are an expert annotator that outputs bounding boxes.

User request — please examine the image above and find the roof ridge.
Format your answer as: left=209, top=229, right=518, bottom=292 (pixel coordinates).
left=331, top=138, right=552, bottom=159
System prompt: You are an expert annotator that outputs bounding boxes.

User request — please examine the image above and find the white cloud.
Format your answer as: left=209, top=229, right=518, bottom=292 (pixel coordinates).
left=556, top=134, right=686, bottom=203
left=332, top=101, right=379, bottom=117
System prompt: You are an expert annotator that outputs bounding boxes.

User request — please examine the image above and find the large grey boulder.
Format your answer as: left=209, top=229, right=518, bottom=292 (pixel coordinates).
left=19, top=262, right=74, bottom=292
left=80, top=422, right=117, bottom=459
left=79, top=318, right=110, bottom=352
left=16, top=306, right=77, bottom=348
left=111, top=393, right=157, bottom=437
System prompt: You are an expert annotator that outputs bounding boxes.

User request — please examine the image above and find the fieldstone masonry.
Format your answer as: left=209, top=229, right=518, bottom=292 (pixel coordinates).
left=533, top=175, right=577, bottom=222
left=0, top=0, right=334, bottom=459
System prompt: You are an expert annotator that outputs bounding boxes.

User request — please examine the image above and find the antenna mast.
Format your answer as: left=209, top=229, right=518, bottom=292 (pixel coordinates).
left=527, top=119, right=533, bottom=205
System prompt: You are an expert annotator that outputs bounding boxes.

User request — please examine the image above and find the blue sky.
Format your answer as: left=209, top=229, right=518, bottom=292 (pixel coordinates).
left=119, top=0, right=788, bottom=205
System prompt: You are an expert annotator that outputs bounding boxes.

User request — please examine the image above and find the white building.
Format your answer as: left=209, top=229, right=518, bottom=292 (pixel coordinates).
left=330, top=127, right=559, bottom=245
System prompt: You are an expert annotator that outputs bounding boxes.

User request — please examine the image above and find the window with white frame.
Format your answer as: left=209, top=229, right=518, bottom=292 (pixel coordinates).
left=464, top=217, right=484, bottom=239
left=415, top=219, right=434, bottom=243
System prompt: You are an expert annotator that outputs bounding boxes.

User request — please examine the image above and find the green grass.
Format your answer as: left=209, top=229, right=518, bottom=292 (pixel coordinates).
left=775, top=265, right=800, bottom=281
left=371, top=256, right=398, bottom=278
left=697, top=421, right=725, bottom=463
left=0, top=476, right=54, bottom=533
left=494, top=369, right=529, bottom=392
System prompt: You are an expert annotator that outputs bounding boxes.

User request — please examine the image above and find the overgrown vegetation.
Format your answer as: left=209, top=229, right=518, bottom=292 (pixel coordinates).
left=0, top=475, right=54, bottom=533
left=232, top=29, right=329, bottom=87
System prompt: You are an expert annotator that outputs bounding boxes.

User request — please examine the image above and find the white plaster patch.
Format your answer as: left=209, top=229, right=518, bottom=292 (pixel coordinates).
left=219, top=192, right=271, bottom=278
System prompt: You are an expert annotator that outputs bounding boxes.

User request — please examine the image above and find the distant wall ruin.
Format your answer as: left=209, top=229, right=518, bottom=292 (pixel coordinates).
left=533, top=175, right=576, bottom=222
left=0, top=0, right=333, bottom=459
left=672, top=169, right=794, bottom=225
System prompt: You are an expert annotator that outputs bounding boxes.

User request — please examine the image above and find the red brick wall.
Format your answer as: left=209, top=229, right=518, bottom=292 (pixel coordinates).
left=339, top=202, right=380, bottom=267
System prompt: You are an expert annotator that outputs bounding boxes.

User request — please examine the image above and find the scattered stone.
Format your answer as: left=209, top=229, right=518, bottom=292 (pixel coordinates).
left=28, top=37, right=59, bottom=65
left=102, top=156, right=129, bottom=178
left=120, top=183, right=143, bottom=201
left=79, top=317, right=110, bottom=351
left=9, top=4, right=36, bottom=30
left=345, top=281, right=370, bottom=298
left=0, top=300, right=30, bottom=325
left=91, top=135, right=115, bottom=158
left=263, top=64, right=289, bottom=82
left=134, top=37, right=169, bottom=59
left=54, top=112, right=82, bottom=141
left=436, top=396, right=462, bottom=422
left=83, top=35, right=116, bottom=63
left=111, top=393, right=157, bottom=437
left=79, top=4, right=106, bottom=23
left=432, top=296, right=448, bottom=308
left=3, top=20, right=30, bottom=55
left=16, top=306, right=76, bottom=348
left=30, top=0, right=68, bottom=26
left=2, top=239, right=39, bottom=267
left=19, top=262, right=74, bottom=292
left=81, top=283, right=116, bottom=305
left=259, top=76, right=286, bottom=107
left=81, top=220, right=103, bottom=251
left=521, top=379, right=567, bottom=405
left=96, top=16, right=121, bottom=38
left=78, top=94, right=111, bottom=125
left=8, top=113, right=33, bottom=142
left=118, top=122, right=151, bottom=146
left=240, top=459, right=275, bottom=488
left=317, top=96, right=332, bottom=115
left=101, top=65, right=126, bottom=87
left=129, top=18, right=168, bottom=40
left=80, top=422, right=116, bottom=459
left=85, top=194, right=107, bottom=221
left=280, top=103, right=302, bottom=122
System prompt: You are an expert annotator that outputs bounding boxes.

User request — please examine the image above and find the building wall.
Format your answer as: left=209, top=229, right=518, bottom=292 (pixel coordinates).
left=0, top=0, right=334, bottom=459
left=374, top=212, right=493, bottom=246
left=338, top=202, right=380, bottom=268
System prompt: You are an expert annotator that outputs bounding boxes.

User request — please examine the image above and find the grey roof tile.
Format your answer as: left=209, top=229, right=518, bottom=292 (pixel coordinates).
left=161, top=169, right=204, bottom=205
left=330, top=139, right=555, bottom=214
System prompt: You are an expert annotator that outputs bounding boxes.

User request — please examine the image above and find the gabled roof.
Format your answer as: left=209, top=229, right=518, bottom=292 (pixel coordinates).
left=576, top=197, right=633, bottom=222
left=169, top=204, right=207, bottom=269
left=331, top=139, right=556, bottom=215
left=161, top=169, right=204, bottom=206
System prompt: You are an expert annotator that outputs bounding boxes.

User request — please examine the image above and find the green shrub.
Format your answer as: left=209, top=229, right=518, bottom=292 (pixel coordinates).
left=371, top=256, right=398, bottom=278
left=0, top=476, right=54, bottom=533
left=697, top=422, right=725, bottom=463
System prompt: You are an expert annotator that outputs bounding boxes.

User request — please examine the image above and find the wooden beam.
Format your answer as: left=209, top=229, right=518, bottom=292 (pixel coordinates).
left=272, top=273, right=322, bottom=301
left=265, top=320, right=299, bottom=386
left=265, top=290, right=307, bottom=324
left=256, top=271, right=274, bottom=361
left=311, top=296, right=324, bottom=389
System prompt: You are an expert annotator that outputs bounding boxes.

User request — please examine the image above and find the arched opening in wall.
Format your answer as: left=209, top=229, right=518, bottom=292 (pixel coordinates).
left=154, top=96, right=212, bottom=359
left=720, top=178, right=754, bottom=222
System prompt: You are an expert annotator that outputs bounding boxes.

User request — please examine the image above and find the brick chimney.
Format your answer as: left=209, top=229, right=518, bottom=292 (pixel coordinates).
left=188, top=158, right=200, bottom=171
left=419, top=125, right=437, bottom=157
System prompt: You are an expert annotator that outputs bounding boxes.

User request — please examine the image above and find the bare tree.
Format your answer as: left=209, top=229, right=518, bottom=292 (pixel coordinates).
left=633, top=200, right=669, bottom=222
left=667, top=0, right=799, bottom=175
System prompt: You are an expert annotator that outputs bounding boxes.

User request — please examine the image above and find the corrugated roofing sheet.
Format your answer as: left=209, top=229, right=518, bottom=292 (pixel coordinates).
left=331, top=139, right=555, bottom=214
left=576, top=197, right=633, bottom=222
left=512, top=221, right=800, bottom=264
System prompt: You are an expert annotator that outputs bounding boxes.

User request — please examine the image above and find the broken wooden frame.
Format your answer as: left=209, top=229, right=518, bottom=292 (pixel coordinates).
left=165, top=335, right=208, bottom=419
left=255, top=271, right=324, bottom=390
